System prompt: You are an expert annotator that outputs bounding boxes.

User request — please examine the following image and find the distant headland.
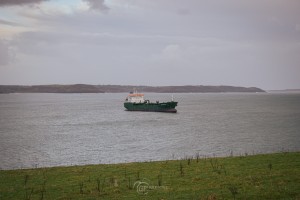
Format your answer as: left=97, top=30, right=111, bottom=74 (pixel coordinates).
left=0, top=84, right=265, bottom=94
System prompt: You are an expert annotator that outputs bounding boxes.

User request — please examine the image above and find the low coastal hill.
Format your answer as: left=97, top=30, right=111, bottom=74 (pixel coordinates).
left=0, top=84, right=265, bottom=94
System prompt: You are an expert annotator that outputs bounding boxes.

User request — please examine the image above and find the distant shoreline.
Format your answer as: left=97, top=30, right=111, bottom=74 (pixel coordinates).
left=0, top=84, right=265, bottom=94
left=267, top=89, right=300, bottom=93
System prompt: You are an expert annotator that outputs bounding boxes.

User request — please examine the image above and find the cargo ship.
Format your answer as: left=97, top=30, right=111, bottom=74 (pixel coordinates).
left=124, top=91, right=178, bottom=113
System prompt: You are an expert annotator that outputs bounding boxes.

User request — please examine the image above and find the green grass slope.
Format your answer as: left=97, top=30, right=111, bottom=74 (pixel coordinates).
left=0, top=152, right=299, bottom=199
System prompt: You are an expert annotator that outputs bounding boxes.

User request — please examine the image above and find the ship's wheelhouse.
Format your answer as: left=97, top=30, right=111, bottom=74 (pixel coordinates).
left=125, top=93, right=145, bottom=103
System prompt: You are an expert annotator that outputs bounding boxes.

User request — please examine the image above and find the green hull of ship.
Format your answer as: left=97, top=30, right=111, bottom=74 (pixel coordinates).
left=124, top=101, right=178, bottom=113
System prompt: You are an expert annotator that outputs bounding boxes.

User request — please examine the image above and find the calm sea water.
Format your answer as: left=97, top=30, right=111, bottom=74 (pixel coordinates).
left=0, top=93, right=299, bottom=169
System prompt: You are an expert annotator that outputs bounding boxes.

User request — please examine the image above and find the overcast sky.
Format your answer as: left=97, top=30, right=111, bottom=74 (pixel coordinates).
left=0, top=0, right=299, bottom=90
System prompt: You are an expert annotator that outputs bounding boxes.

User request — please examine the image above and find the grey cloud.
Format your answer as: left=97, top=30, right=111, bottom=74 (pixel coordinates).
left=176, top=8, right=190, bottom=16
left=0, top=19, right=20, bottom=26
left=1, top=0, right=299, bottom=89
left=0, top=0, right=46, bottom=6
left=83, top=0, right=109, bottom=12
left=0, top=40, right=13, bottom=66
left=17, top=0, right=300, bottom=43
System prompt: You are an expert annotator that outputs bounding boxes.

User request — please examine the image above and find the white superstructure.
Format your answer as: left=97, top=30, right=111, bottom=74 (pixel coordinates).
left=125, top=93, right=145, bottom=103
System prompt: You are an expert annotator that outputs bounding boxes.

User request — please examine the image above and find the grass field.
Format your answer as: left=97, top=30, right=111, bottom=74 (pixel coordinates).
left=0, top=152, right=299, bottom=199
